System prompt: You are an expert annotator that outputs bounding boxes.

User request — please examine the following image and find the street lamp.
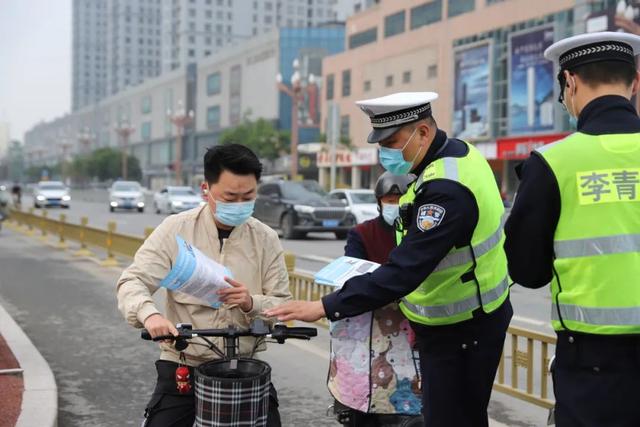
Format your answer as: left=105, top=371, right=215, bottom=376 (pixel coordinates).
left=114, top=119, right=135, bottom=180
left=167, top=100, right=194, bottom=186
left=77, top=127, right=94, bottom=155
left=276, top=59, right=320, bottom=180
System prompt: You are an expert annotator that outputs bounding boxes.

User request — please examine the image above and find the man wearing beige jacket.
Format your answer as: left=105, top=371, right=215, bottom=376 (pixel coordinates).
left=117, top=144, right=291, bottom=427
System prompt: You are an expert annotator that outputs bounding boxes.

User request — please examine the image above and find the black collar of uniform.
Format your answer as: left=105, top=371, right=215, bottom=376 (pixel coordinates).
left=411, top=129, right=448, bottom=177
left=577, top=95, right=640, bottom=135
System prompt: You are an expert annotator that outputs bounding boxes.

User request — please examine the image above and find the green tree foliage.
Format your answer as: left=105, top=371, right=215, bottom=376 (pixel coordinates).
left=86, top=148, right=141, bottom=181
left=219, top=115, right=290, bottom=159
left=28, top=148, right=142, bottom=184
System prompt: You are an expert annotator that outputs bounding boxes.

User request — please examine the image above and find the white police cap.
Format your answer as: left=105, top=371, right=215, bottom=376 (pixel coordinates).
left=544, top=31, right=640, bottom=71
left=356, top=92, right=438, bottom=143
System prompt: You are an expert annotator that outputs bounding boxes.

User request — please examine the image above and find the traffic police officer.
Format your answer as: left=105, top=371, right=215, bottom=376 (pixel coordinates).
left=266, top=92, right=513, bottom=427
left=504, top=32, right=640, bottom=427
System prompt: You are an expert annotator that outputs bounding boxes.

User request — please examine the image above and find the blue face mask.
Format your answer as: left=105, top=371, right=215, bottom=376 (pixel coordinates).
left=214, top=199, right=255, bottom=227
left=381, top=203, right=399, bottom=226
left=378, top=128, right=421, bottom=176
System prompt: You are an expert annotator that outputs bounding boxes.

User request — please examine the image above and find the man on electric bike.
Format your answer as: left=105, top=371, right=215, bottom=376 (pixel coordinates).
left=0, top=185, right=9, bottom=230
left=117, top=144, right=292, bottom=427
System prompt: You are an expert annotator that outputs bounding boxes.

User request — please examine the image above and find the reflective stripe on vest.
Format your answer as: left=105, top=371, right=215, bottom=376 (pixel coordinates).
left=401, top=276, right=509, bottom=318
left=552, top=303, right=640, bottom=326
left=433, top=225, right=504, bottom=272
left=554, top=234, right=640, bottom=258
left=415, top=156, right=459, bottom=188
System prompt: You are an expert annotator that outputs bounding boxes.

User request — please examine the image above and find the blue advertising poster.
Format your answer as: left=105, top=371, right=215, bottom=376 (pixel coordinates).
left=509, top=26, right=555, bottom=135
left=452, top=42, right=491, bottom=141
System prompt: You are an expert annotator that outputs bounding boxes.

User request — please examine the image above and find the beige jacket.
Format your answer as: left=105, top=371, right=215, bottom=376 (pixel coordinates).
left=116, top=205, right=292, bottom=366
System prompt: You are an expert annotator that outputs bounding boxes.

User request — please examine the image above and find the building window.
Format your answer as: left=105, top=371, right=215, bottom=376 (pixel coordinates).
left=348, top=27, right=377, bottom=49
left=427, top=64, right=438, bottom=79
left=384, top=11, right=406, bottom=38
left=326, top=74, right=335, bottom=100
left=410, top=0, right=442, bottom=30
left=188, top=49, right=195, bottom=57
left=207, top=106, right=221, bottom=130
left=141, top=122, right=152, bottom=141
left=448, top=0, right=474, bottom=18
left=363, top=80, right=371, bottom=92
left=386, top=75, right=394, bottom=87
left=340, top=115, right=350, bottom=139
left=342, top=69, right=351, bottom=97
left=141, top=95, right=152, bottom=114
left=207, top=72, right=221, bottom=95
left=403, top=71, right=411, bottom=84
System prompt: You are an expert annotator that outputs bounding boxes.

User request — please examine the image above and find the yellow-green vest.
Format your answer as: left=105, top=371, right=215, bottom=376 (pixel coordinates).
left=536, top=132, right=640, bottom=335
left=396, top=141, right=509, bottom=326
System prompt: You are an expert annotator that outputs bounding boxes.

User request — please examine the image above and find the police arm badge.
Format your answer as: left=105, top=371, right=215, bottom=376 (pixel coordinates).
left=416, top=204, right=446, bottom=231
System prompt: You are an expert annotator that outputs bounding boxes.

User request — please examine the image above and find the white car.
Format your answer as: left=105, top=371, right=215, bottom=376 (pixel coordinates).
left=109, top=181, right=145, bottom=213
left=33, top=181, right=71, bottom=208
left=154, top=186, right=205, bottom=214
left=329, top=189, right=378, bottom=224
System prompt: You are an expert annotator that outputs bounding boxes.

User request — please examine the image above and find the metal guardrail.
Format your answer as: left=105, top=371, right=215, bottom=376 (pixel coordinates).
left=8, top=207, right=152, bottom=267
left=7, top=207, right=556, bottom=410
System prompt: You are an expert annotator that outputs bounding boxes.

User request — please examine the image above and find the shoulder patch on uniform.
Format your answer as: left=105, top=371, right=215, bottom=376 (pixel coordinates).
left=416, top=204, right=446, bottom=231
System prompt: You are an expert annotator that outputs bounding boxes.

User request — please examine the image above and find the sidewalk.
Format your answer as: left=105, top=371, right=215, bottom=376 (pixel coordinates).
left=0, top=332, right=22, bottom=427
left=0, top=295, right=57, bottom=427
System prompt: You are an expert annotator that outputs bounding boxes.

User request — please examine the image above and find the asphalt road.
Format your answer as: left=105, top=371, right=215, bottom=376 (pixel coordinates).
left=27, top=189, right=346, bottom=272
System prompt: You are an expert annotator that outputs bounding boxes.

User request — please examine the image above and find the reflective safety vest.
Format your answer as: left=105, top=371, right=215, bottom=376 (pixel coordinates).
left=536, top=132, right=640, bottom=335
left=396, top=141, right=509, bottom=326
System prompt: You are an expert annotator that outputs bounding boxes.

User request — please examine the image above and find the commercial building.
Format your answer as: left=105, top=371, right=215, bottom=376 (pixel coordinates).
left=72, top=0, right=346, bottom=111
left=26, top=26, right=345, bottom=189
left=320, top=0, right=580, bottom=193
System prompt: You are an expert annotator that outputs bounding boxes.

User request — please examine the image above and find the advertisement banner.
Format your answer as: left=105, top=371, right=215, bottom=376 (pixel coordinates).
left=496, top=133, right=570, bottom=160
left=508, top=26, right=555, bottom=135
left=453, top=41, right=492, bottom=141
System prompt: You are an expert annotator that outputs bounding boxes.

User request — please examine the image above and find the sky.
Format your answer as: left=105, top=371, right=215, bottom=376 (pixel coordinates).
left=0, top=0, right=71, bottom=142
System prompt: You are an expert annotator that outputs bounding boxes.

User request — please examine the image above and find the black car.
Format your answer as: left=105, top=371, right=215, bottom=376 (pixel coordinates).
left=254, top=180, right=355, bottom=239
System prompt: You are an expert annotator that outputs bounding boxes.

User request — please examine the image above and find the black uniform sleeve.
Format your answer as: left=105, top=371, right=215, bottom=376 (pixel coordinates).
left=322, top=180, right=478, bottom=321
left=504, top=154, right=560, bottom=288
left=343, top=228, right=367, bottom=259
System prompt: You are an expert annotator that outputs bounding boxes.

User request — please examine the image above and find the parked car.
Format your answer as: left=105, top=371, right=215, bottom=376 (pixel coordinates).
left=253, top=180, right=355, bottom=239
left=109, top=181, right=145, bottom=212
left=154, top=186, right=205, bottom=214
left=33, top=181, right=70, bottom=208
left=329, top=189, right=378, bottom=224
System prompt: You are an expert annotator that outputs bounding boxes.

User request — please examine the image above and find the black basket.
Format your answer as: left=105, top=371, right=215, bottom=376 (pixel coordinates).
left=195, top=358, right=271, bottom=427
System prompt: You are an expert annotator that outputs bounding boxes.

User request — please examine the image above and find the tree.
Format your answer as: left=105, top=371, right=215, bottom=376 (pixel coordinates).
left=219, top=114, right=290, bottom=159
left=87, top=147, right=141, bottom=182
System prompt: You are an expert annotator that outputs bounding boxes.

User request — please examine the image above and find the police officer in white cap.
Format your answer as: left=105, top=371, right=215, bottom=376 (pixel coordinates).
left=266, top=92, right=513, bottom=427
left=505, top=32, right=640, bottom=426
